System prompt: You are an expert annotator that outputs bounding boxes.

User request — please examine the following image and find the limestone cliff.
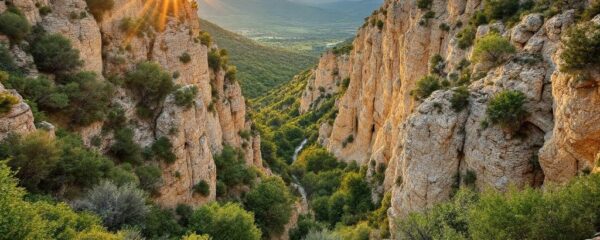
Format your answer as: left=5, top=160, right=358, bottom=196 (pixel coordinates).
left=306, top=0, right=600, bottom=226
left=0, top=83, right=36, bottom=140
left=1, top=0, right=261, bottom=208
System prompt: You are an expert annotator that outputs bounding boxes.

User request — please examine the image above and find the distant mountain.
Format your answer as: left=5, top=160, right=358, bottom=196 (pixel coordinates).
left=196, top=0, right=380, bottom=54
left=200, top=19, right=317, bottom=98
left=197, top=0, right=355, bottom=28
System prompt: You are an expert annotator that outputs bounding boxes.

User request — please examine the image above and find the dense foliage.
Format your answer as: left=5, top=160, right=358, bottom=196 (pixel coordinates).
left=486, top=90, right=528, bottom=131
left=200, top=19, right=316, bottom=98
left=124, top=61, right=175, bottom=119
left=31, top=34, right=83, bottom=75
left=397, top=174, right=600, bottom=240
left=244, top=177, right=294, bottom=235
left=189, top=202, right=262, bottom=240
left=561, top=22, right=600, bottom=73
left=0, top=10, right=31, bottom=43
left=472, top=33, right=516, bottom=65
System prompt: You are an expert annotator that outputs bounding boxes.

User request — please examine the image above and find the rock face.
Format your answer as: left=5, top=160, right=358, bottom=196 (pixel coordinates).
left=305, top=0, right=599, bottom=230
left=299, top=52, right=350, bottom=113
left=2, top=0, right=261, bottom=208
left=0, top=83, right=36, bottom=140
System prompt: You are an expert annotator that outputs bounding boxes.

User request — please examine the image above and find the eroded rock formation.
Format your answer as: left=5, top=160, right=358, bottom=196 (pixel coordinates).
left=1, top=0, right=261, bottom=208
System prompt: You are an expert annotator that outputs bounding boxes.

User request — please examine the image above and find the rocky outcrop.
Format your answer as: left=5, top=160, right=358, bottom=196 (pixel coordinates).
left=40, top=0, right=103, bottom=74
left=0, top=83, right=36, bottom=140
left=299, top=52, right=350, bottom=113
left=304, top=0, right=597, bottom=230
left=5, top=0, right=261, bottom=208
left=539, top=14, right=600, bottom=183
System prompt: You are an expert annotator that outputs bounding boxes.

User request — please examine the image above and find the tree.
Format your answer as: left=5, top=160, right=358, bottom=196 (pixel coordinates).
left=189, top=202, right=261, bottom=240
left=450, top=86, right=470, bottom=112
left=486, top=90, right=527, bottom=131
left=110, top=128, right=143, bottom=164
left=294, top=146, right=340, bottom=174
left=472, top=33, right=516, bottom=65
left=0, top=161, right=48, bottom=239
left=151, top=137, right=176, bottom=163
left=174, top=86, right=198, bottom=109
left=0, top=11, right=31, bottom=43
left=214, top=145, right=256, bottom=189
left=244, top=177, right=294, bottom=235
left=59, top=71, right=114, bottom=126
left=124, top=61, right=175, bottom=119
left=0, top=131, right=60, bottom=192
left=142, top=206, right=184, bottom=239
left=73, top=182, right=149, bottom=231
left=47, top=132, right=113, bottom=191
left=31, top=34, right=82, bottom=74
left=135, top=164, right=162, bottom=194
left=560, top=23, right=600, bottom=73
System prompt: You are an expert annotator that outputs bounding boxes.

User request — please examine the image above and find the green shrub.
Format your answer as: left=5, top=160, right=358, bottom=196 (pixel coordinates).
left=198, top=31, right=212, bottom=46
left=179, top=52, right=191, bottom=64
left=456, top=25, right=476, bottom=49
left=294, top=146, right=340, bottom=174
left=0, top=11, right=31, bottom=43
left=332, top=43, right=353, bottom=55
left=244, top=177, right=294, bottom=236
left=214, top=145, right=256, bottom=189
left=31, top=34, right=82, bottom=74
left=376, top=20, right=384, bottom=30
left=110, top=128, right=143, bottom=164
left=47, top=132, right=114, bottom=192
left=189, top=202, right=261, bottom=240
left=142, top=206, right=184, bottom=239
left=0, top=45, right=18, bottom=73
left=151, top=137, right=176, bottom=164
left=0, top=131, right=60, bottom=192
left=334, top=222, right=371, bottom=240
left=135, top=164, right=162, bottom=194
left=472, top=33, right=516, bottom=65
left=483, top=0, right=520, bottom=21
left=208, top=49, right=227, bottom=71
left=467, top=175, right=600, bottom=240
left=417, top=0, right=433, bottom=10
left=411, top=75, right=441, bottom=101
left=560, top=23, right=600, bottom=73
left=58, top=71, right=114, bottom=126
left=450, top=86, right=470, bottom=112
left=85, top=0, right=115, bottom=20
left=174, top=86, right=198, bottom=109
left=289, top=215, right=326, bottom=240
left=194, top=180, right=210, bottom=196
left=0, top=92, right=19, bottom=114
left=486, top=90, right=527, bottom=131
left=124, top=61, right=175, bottom=119
left=463, top=170, right=477, bottom=186
left=396, top=189, right=477, bottom=239
left=73, top=181, right=149, bottom=231
left=225, top=65, right=237, bottom=82
left=107, top=164, right=139, bottom=186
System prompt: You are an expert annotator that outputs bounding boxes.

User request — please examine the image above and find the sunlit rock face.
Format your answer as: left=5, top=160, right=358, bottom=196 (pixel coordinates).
left=3, top=0, right=262, bottom=208
left=0, top=83, right=36, bottom=141
left=304, top=0, right=600, bottom=231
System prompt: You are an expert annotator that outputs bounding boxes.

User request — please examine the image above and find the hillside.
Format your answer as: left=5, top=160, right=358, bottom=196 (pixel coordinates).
left=197, top=0, right=376, bottom=54
left=200, top=19, right=317, bottom=98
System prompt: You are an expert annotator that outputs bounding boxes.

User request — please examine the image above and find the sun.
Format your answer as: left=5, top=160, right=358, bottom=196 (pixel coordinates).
left=112, top=0, right=197, bottom=43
